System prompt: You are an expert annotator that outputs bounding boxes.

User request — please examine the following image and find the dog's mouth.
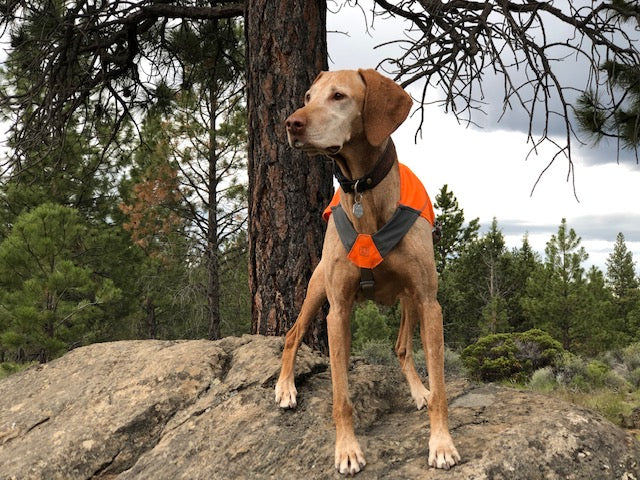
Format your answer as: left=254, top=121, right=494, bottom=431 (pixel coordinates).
left=290, top=139, right=341, bottom=156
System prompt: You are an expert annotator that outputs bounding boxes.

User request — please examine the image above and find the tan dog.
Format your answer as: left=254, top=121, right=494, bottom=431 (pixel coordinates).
left=276, top=69, right=460, bottom=475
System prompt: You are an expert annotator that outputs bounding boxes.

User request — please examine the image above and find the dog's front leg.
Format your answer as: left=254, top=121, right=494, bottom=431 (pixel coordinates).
left=276, top=264, right=327, bottom=409
left=327, top=303, right=366, bottom=475
left=419, top=297, right=461, bottom=470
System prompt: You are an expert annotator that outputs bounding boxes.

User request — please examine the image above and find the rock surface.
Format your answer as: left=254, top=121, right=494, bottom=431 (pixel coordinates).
left=0, top=335, right=639, bottom=479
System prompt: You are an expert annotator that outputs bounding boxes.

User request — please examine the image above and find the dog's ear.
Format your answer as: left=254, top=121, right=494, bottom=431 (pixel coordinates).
left=358, top=69, right=412, bottom=147
left=310, top=71, right=326, bottom=86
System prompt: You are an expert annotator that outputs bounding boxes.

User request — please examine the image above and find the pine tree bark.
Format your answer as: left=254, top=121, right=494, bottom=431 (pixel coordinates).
left=245, top=0, right=332, bottom=351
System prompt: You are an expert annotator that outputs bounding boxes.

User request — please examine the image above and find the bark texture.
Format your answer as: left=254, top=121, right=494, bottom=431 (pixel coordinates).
left=245, top=0, right=332, bottom=350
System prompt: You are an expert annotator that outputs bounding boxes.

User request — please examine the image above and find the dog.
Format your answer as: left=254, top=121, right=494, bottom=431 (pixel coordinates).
left=276, top=69, right=460, bottom=475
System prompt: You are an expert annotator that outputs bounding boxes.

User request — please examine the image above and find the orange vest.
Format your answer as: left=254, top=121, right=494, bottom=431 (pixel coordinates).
left=323, top=163, right=435, bottom=269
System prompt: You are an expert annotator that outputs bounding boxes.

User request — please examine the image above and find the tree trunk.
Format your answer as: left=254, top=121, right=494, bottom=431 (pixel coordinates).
left=245, top=0, right=332, bottom=352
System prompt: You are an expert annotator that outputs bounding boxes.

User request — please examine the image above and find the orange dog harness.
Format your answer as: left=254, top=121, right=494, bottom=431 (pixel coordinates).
left=323, top=163, right=435, bottom=269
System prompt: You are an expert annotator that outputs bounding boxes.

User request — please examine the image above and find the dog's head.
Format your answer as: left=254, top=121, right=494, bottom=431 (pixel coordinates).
left=285, top=69, right=412, bottom=155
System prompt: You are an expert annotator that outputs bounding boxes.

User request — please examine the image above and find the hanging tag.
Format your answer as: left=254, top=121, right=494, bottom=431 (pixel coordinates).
left=353, top=190, right=364, bottom=218
left=353, top=200, right=364, bottom=218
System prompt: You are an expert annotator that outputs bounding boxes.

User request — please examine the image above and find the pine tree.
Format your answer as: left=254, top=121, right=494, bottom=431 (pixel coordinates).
left=0, top=204, right=120, bottom=362
left=605, top=232, right=640, bottom=339
left=522, top=219, right=589, bottom=351
left=580, top=266, right=620, bottom=355
left=505, top=234, right=541, bottom=332
left=433, top=184, right=480, bottom=273
left=478, top=219, right=510, bottom=335
left=606, top=232, right=638, bottom=299
left=439, top=218, right=511, bottom=347
left=0, top=25, right=142, bottom=347
left=166, top=18, right=247, bottom=340
left=576, top=62, right=640, bottom=151
left=119, top=147, right=193, bottom=339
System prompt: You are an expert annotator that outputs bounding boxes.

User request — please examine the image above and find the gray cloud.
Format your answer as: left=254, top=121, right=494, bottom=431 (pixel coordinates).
left=328, top=2, right=639, bottom=168
left=488, top=213, right=640, bottom=244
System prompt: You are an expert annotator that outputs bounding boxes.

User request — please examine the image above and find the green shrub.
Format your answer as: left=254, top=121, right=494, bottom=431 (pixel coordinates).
left=352, top=302, right=392, bottom=352
left=622, top=342, right=640, bottom=371
left=0, top=361, right=35, bottom=380
left=529, top=367, right=557, bottom=392
left=356, top=339, right=395, bottom=366
left=628, top=368, right=640, bottom=389
left=413, top=347, right=466, bottom=378
left=585, top=360, right=609, bottom=388
left=603, top=370, right=631, bottom=392
left=461, top=329, right=563, bottom=382
left=444, top=347, right=465, bottom=377
left=554, top=352, right=587, bottom=387
left=552, top=354, right=631, bottom=393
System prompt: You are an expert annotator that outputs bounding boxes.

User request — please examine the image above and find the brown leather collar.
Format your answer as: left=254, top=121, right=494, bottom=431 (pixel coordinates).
left=331, top=140, right=396, bottom=194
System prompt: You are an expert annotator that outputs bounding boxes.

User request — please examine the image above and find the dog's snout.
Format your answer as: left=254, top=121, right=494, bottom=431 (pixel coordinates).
left=285, top=113, right=306, bottom=134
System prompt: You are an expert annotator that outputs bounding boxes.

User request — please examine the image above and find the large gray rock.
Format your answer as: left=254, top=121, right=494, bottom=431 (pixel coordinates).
left=0, top=335, right=638, bottom=479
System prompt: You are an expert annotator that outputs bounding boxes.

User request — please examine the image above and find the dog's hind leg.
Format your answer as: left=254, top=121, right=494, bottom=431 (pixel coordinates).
left=395, top=300, right=431, bottom=410
left=275, top=262, right=327, bottom=409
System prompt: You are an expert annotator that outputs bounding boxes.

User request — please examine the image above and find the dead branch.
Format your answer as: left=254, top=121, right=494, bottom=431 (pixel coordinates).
left=0, top=1, right=244, bottom=177
left=369, top=0, right=640, bottom=187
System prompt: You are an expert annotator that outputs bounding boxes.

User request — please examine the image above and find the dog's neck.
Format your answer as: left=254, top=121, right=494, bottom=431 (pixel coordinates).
left=332, top=140, right=396, bottom=195
left=330, top=138, right=400, bottom=232
left=331, top=138, right=392, bottom=182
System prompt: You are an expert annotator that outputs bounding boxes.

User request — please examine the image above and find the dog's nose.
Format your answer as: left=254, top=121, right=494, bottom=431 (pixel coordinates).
left=285, top=113, right=306, bottom=134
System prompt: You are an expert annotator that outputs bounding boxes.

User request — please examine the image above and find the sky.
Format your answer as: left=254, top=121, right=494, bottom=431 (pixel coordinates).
left=326, top=2, right=640, bottom=271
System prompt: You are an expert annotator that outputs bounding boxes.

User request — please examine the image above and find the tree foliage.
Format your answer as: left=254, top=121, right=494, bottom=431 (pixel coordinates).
left=0, top=2, right=251, bottom=359
left=522, top=219, right=590, bottom=351
left=0, top=204, right=120, bottom=362
left=433, top=184, right=479, bottom=273
left=576, top=61, right=640, bottom=154
left=0, top=0, right=243, bottom=170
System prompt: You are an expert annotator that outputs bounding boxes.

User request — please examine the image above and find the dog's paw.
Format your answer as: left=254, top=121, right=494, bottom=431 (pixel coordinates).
left=428, top=433, right=460, bottom=470
left=410, top=384, right=431, bottom=410
left=335, top=438, right=366, bottom=475
left=274, top=377, right=297, bottom=409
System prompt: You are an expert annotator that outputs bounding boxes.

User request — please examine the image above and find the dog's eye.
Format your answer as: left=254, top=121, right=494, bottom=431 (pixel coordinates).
left=333, top=92, right=345, bottom=100
left=305, top=92, right=311, bottom=102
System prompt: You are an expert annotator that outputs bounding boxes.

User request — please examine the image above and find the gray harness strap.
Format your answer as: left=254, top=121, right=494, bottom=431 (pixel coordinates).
left=331, top=203, right=422, bottom=299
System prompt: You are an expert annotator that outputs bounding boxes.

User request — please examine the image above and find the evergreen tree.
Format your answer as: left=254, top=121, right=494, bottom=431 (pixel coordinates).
left=0, top=29, right=143, bottom=349
left=0, top=204, right=120, bottom=362
left=581, top=266, right=620, bottom=355
left=606, top=232, right=640, bottom=339
left=119, top=145, right=195, bottom=339
left=433, top=184, right=480, bottom=273
left=477, top=219, right=510, bottom=336
left=165, top=18, right=247, bottom=340
left=439, top=218, right=512, bottom=347
left=504, top=234, right=541, bottom=332
left=352, top=302, right=393, bottom=352
left=606, top=232, right=639, bottom=299
left=522, top=219, right=589, bottom=351
left=433, top=185, right=480, bottom=347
